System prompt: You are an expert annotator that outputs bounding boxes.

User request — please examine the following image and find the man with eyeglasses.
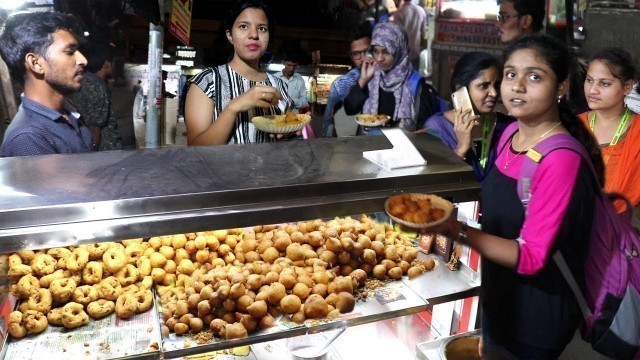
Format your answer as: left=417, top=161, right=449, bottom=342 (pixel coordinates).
left=274, top=53, right=308, bottom=113
left=496, top=0, right=545, bottom=44
left=322, top=22, right=372, bottom=137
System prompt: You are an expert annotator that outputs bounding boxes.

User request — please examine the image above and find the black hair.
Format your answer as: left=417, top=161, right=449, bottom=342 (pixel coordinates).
left=588, top=47, right=636, bottom=83
left=450, top=52, right=501, bottom=92
left=83, top=41, right=116, bottom=73
left=225, top=0, right=276, bottom=38
left=281, top=52, right=300, bottom=63
left=348, top=21, right=373, bottom=44
left=0, top=11, right=79, bottom=85
left=504, top=34, right=605, bottom=186
left=497, top=0, right=546, bottom=32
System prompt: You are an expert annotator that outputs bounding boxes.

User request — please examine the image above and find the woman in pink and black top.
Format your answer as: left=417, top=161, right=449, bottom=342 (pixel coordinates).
left=433, top=35, right=603, bottom=359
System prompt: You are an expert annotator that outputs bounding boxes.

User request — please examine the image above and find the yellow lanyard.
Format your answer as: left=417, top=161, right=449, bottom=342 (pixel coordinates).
left=589, top=108, right=631, bottom=164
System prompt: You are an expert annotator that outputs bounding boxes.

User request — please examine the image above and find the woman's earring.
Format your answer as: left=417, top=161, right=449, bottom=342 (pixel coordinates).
left=557, top=95, right=563, bottom=103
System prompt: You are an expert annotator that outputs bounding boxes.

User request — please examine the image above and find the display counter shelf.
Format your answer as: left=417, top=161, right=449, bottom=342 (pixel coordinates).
left=0, top=133, right=478, bottom=252
left=0, top=133, right=481, bottom=359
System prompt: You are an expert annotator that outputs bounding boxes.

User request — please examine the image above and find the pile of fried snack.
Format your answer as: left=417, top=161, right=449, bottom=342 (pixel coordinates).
left=7, top=215, right=435, bottom=341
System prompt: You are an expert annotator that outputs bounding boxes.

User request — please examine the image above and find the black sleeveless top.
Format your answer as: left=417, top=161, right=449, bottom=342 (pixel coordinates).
left=480, top=145, right=597, bottom=354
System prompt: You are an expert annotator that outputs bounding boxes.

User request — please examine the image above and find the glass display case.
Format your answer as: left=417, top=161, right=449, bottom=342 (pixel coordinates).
left=0, top=134, right=481, bottom=359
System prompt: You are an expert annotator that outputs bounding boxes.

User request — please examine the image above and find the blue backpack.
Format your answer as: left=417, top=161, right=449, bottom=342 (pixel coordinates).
left=513, top=127, right=640, bottom=360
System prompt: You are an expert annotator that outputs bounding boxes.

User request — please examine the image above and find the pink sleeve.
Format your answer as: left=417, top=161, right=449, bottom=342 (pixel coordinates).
left=516, top=149, right=581, bottom=275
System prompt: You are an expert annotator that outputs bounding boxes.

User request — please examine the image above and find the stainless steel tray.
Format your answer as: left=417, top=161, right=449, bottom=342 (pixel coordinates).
left=403, top=254, right=481, bottom=305
left=416, top=329, right=481, bottom=360
left=160, top=277, right=429, bottom=358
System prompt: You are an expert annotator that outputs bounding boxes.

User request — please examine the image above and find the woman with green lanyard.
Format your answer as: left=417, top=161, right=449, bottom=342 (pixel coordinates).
left=580, top=47, right=640, bottom=224
left=421, top=52, right=515, bottom=182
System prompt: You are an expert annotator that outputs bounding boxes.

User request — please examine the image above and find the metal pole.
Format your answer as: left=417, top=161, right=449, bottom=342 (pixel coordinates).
left=565, top=0, right=575, bottom=47
left=145, top=0, right=163, bottom=148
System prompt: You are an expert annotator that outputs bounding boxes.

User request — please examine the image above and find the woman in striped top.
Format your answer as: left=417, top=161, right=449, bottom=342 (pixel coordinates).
left=184, top=0, right=292, bottom=145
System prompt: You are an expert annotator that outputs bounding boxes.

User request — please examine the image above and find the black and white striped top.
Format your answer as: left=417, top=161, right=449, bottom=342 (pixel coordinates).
left=189, top=64, right=292, bottom=144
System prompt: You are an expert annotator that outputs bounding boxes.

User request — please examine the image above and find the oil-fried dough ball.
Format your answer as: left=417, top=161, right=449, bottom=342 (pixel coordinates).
left=82, top=261, right=103, bottom=284
left=280, top=294, right=302, bottom=314
left=115, top=264, right=139, bottom=286
left=407, top=266, right=423, bottom=279
left=136, top=256, right=152, bottom=278
left=47, top=307, right=64, bottom=326
left=292, top=283, right=310, bottom=300
left=121, top=238, right=143, bottom=247
left=349, top=269, right=367, bottom=288
left=103, top=248, right=126, bottom=273
left=39, top=269, right=65, bottom=288
left=85, top=242, right=109, bottom=260
left=291, top=311, right=306, bottom=324
left=47, top=247, right=72, bottom=260
left=134, top=290, right=153, bottom=312
left=115, top=294, right=137, bottom=319
left=30, top=253, right=56, bottom=276
left=72, top=285, right=99, bottom=306
left=303, top=294, right=329, bottom=319
left=62, top=302, right=89, bottom=329
left=209, top=318, right=227, bottom=335
left=387, top=267, right=403, bottom=280
left=97, top=276, right=122, bottom=301
left=16, top=274, right=39, bottom=299
left=27, top=288, right=52, bottom=313
left=125, top=243, right=145, bottom=265
left=8, top=311, right=27, bottom=338
left=259, top=313, right=276, bottom=329
left=23, top=310, right=48, bottom=334
left=267, top=282, right=286, bottom=306
left=87, top=299, right=115, bottom=319
left=49, top=278, right=77, bottom=303
left=336, top=292, right=356, bottom=313
left=17, top=250, right=35, bottom=262
left=224, top=322, right=248, bottom=340
left=177, top=259, right=195, bottom=276
left=65, top=248, right=89, bottom=272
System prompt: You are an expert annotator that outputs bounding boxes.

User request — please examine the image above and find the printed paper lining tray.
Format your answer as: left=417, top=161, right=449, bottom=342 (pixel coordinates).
left=3, top=295, right=162, bottom=360
left=159, top=278, right=428, bottom=358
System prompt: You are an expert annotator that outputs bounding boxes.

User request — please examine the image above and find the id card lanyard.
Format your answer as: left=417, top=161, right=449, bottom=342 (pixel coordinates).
left=479, top=117, right=492, bottom=168
left=589, top=108, right=631, bottom=164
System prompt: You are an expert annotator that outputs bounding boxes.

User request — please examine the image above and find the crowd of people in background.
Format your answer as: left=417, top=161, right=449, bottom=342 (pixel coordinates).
left=1, top=0, right=640, bottom=359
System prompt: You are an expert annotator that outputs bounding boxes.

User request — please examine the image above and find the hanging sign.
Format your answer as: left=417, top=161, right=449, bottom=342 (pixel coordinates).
left=436, top=19, right=501, bottom=48
left=168, top=0, right=193, bottom=46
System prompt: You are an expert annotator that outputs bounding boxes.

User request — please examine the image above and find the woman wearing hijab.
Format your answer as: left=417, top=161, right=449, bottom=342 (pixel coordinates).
left=344, top=21, right=439, bottom=135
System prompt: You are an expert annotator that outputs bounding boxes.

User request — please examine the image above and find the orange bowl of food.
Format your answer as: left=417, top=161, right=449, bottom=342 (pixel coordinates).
left=355, top=114, right=391, bottom=127
left=252, top=113, right=311, bottom=134
left=384, top=193, right=453, bottom=229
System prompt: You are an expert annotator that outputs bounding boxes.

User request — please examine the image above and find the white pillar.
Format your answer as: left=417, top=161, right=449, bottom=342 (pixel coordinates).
left=145, top=0, right=164, bottom=148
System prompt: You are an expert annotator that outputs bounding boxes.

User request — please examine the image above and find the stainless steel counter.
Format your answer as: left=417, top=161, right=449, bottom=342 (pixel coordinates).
left=0, top=133, right=478, bottom=252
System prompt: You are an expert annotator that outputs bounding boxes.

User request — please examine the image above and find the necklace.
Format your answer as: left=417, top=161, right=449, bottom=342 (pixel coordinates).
left=589, top=108, right=631, bottom=164
left=503, top=121, right=562, bottom=169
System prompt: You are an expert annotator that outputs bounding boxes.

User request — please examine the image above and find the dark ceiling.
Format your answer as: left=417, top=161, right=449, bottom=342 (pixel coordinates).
left=189, top=0, right=350, bottom=29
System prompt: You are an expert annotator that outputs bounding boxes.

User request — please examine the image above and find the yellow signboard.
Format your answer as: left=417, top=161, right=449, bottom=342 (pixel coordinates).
left=169, top=0, right=193, bottom=46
